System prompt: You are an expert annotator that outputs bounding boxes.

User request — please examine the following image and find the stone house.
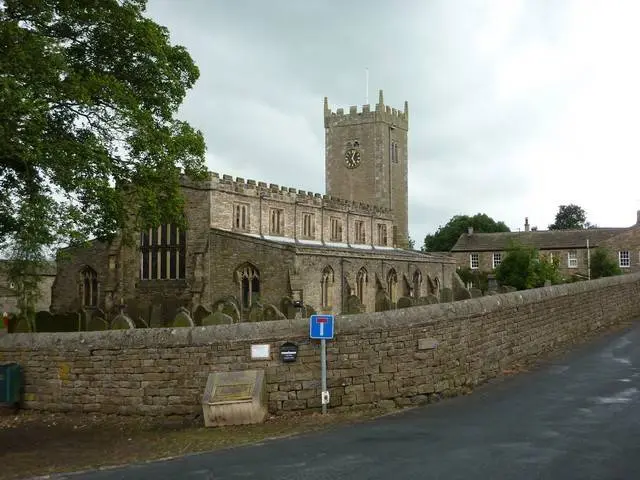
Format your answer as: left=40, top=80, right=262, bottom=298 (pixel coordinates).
left=451, top=213, right=640, bottom=279
left=50, top=91, right=456, bottom=324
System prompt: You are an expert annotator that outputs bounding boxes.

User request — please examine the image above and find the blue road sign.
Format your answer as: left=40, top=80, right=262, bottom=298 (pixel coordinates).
left=309, top=314, right=334, bottom=340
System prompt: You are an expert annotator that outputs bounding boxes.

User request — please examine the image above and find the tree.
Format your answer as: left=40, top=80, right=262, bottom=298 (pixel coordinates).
left=495, top=242, right=560, bottom=290
left=422, top=213, right=510, bottom=252
left=590, top=248, right=621, bottom=279
left=548, top=204, right=590, bottom=230
left=1, top=0, right=206, bottom=321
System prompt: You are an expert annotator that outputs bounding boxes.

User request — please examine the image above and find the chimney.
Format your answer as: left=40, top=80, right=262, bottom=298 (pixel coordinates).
left=468, top=226, right=474, bottom=235
left=636, top=210, right=640, bottom=225
left=524, top=217, right=530, bottom=232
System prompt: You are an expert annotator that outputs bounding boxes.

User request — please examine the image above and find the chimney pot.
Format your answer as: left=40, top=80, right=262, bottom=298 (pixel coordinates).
left=636, top=210, right=640, bottom=225
left=468, top=226, right=474, bottom=235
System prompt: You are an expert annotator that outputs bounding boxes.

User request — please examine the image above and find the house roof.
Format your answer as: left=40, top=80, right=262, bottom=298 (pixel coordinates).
left=451, top=228, right=627, bottom=252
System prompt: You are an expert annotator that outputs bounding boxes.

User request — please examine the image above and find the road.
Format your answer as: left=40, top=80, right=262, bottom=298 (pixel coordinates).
left=58, top=324, right=640, bottom=480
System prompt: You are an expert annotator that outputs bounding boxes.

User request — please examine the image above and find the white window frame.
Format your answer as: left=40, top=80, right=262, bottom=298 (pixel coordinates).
left=619, top=251, right=630, bottom=268
left=470, top=253, right=479, bottom=270
left=567, top=251, right=578, bottom=268
left=492, top=252, right=502, bottom=269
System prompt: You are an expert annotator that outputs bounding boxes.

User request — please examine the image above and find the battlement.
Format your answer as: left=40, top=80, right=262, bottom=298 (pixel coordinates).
left=323, top=89, right=408, bottom=128
left=202, top=171, right=392, bottom=217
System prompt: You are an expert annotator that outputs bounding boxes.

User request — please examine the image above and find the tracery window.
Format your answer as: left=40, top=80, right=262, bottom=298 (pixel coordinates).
left=387, top=268, right=398, bottom=304
left=356, top=267, right=368, bottom=305
left=236, top=264, right=260, bottom=309
left=79, top=266, right=98, bottom=307
left=320, top=266, right=334, bottom=308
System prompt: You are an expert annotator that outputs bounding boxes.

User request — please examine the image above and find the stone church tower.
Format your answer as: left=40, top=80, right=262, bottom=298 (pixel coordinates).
left=324, top=90, right=409, bottom=247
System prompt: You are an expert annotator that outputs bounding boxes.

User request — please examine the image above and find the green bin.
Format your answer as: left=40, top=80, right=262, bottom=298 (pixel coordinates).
left=0, top=362, right=22, bottom=406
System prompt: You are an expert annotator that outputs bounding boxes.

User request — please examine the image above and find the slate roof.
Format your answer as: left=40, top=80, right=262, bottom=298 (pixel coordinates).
left=451, top=228, right=628, bottom=252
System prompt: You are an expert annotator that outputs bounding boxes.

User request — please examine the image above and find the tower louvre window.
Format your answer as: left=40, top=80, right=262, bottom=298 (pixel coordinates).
left=330, top=217, right=343, bottom=242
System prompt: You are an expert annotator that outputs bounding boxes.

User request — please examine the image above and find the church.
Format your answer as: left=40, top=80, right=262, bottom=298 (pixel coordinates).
left=50, top=90, right=456, bottom=325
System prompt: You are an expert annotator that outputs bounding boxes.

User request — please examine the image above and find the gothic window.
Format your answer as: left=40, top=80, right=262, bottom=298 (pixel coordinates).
left=320, top=266, right=334, bottom=308
left=233, top=203, right=249, bottom=231
left=140, top=224, right=186, bottom=280
left=355, top=220, right=366, bottom=243
left=412, top=270, right=422, bottom=298
left=235, top=264, right=260, bottom=309
left=387, top=268, right=398, bottom=304
left=302, top=213, right=315, bottom=238
left=330, top=217, right=343, bottom=242
left=356, top=267, right=368, bottom=305
left=377, top=223, right=388, bottom=246
left=79, top=266, right=98, bottom=307
left=270, top=208, right=284, bottom=235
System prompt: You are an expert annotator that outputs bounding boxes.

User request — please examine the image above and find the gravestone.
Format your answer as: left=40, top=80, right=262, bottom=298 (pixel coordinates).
left=87, top=316, right=109, bottom=331
left=263, top=304, right=286, bottom=321
left=375, top=290, right=392, bottom=312
left=469, top=288, right=483, bottom=298
left=345, top=295, right=365, bottom=314
left=193, top=305, right=212, bottom=326
left=13, top=317, right=32, bottom=333
left=172, top=307, right=194, bottom=327
left=280, top=296, right=296, bottom=319
left=248, top=303, right=264, bottom=322
left=426, top=294, right=439, bottom=304
left=110, top=313, right=135, bottom=330
left=454, top=288, right=472, bottom=301
left=52, top=312, right=81, bottom=332
left=396, top=296, right=414, bottom=309
left=149, top=303, right=164, bottom=328
left=440, top=288, right=453, bottom=303
left=201, top=370, right=267, bottom=427
left=133, top=316, right=148, bottom=328
left=34, top=311, right=55, bottom=332
left=202, top=311, right=233, bottom=326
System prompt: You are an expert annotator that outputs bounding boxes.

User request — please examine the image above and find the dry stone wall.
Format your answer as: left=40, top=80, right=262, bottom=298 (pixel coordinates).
left=1, top=273, right=640, bottom=417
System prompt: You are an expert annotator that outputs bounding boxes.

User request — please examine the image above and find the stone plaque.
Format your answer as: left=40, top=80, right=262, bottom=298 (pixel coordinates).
left=251, top=344, right=270, bottom=360
left=202, top=370, right=267, bottom=427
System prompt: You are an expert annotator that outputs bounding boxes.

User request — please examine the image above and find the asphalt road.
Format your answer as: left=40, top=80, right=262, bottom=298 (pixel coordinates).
left=58, top=324, right=640, bottom=480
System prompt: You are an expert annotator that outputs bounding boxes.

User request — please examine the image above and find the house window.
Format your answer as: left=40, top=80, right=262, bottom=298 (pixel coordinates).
left=619, top=251, right=630, bottom=268
left=492, top=252, right=502, bottom=269
left=330, top=217, right=343, bottom=242
left=236, top=264, right=260, bottom=309
left=355, top=220, right=366, bottom=243
left=302, top=213, right=315, bottom=238
left=377, top=223, right=388, bottom=246
left=320, top=266, right=334, bottom=308
left=568, top=251, right=578, bottom=268
left=79, top=267, right=98, bottom=307
left=470, top=253, right=479, bottom=269
left=233, top=203, right=249, bottom=231
left=269, top=208, right=284, bottom=235
left=140, top=224, right=186, bottom=280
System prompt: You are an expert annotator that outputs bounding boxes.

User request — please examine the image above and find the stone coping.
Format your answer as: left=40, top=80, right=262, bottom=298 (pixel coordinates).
left=2, top=272, right=639, bottom=351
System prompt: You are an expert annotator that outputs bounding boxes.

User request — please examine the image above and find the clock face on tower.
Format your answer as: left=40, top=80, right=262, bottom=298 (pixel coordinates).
left=344, top=148, right=361, bottom=169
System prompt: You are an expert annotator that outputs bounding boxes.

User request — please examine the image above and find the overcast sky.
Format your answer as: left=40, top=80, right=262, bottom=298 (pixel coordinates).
left=146, top=0, right=640, bottom=244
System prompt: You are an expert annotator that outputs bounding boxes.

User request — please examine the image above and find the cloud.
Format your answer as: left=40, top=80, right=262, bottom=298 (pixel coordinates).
left=146, top=0, right=640, bottom=244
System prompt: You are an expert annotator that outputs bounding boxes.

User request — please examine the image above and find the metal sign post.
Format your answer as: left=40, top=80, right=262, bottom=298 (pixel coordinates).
left=310, top=314, right=334, bottom=415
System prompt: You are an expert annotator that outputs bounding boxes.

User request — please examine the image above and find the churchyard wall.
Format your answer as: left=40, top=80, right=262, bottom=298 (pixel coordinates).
left=1, top=272, right=639, bottom=417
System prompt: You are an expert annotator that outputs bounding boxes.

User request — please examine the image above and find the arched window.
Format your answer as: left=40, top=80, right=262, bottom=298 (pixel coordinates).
left=387, top=269, right=398, bottom=304
left=320, top=266, right=334, bottom=309
left=356, top=267, right=368, bottom=305
left=140, top=224, right=186, bottom=280
left=235, top=264, right=260, bottom=309
left=79, top=267, right=98, bottom=307
left=413, top=270, right=422, bottom=298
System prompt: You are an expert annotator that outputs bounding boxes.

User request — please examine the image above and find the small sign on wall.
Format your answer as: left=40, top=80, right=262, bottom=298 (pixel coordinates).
left=250, top=344, right=271, bottom=360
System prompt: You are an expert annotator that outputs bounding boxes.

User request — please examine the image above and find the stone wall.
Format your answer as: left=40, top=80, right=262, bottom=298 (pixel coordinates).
left=3, top=273, right=638, bottom=417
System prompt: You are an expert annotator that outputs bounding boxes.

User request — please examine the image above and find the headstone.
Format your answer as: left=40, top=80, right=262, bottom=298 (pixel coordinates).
left=280, top=296, right=296, bottom=319
left=87, top=316, right=109, bottom=331
left=202, top=311, right=233, bottom=326
left=34, top=311, right=55, bottom=332
left=440, top=288, right=453, bottom=303
left=149, top=303, right=164, bottom=328
left=201, top=370, right=267, bottom=427
left=133, top=316, right=148, bottom=328
left=193, top=305, right=212, bottom=326
left=469, top=288, right=483, bottom=298
left=172, top=307, right=195, bottom=327
left=426, top=294, right=439, bottom=304
left=375, top=290, right=392, bottom=312
left=248, top=303, right=264, bottom=322
left=396, top=296, right=414, bottom=309
left=13, top=317, right=32, bottom=333
left=345, top=295, right=365, bottom=314
left=110, top=313, right=135, bottom=329
left=263, top=304, right=286, bottom=321
left=52, top=312, right=81, bottom=332
left=454, top=288, right=472, bottom=301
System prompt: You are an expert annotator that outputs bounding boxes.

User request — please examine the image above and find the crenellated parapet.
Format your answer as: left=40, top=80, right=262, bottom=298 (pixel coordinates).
left=323, top=89, right=408, bottom=129
left=191, top=172, right=392, bottom=218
